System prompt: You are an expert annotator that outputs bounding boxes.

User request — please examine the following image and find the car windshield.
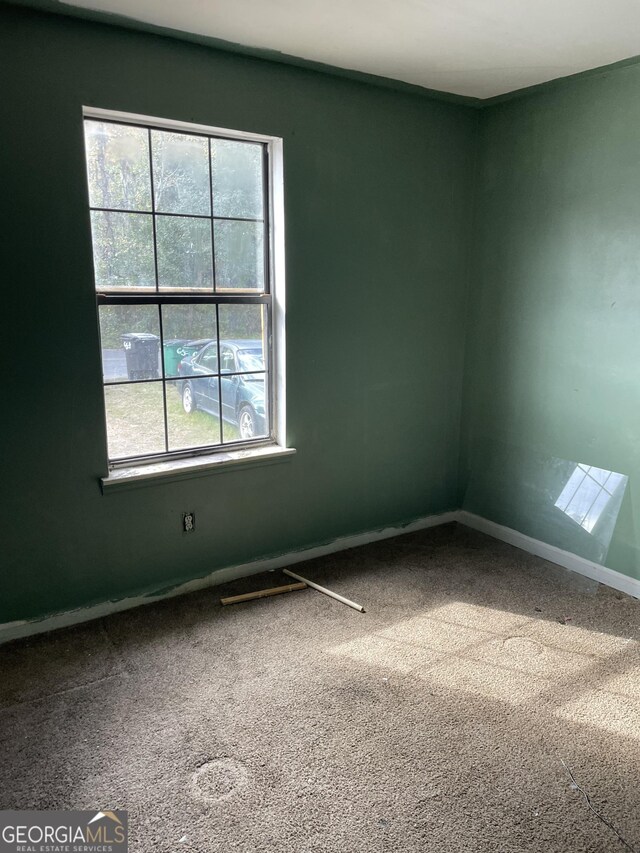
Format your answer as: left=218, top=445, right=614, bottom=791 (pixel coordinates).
left=237, top=349, right=264, bottom=372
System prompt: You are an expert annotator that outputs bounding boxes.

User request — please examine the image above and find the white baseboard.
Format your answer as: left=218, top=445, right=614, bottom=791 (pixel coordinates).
left=458, top=510, right=640, bottom=600
left=4, top=508, right=638, bottom=644
left=0, top=510, right=458, bottom=644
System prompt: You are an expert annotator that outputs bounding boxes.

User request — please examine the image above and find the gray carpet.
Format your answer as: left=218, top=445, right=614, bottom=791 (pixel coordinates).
left=1, top=523, right=639, bottom=852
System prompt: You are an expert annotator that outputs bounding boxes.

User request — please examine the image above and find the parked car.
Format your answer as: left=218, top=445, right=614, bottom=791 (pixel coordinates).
left=176, top=339, right=267, bottom=440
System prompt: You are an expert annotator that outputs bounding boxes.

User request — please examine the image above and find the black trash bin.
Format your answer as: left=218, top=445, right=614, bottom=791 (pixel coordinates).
left=121, top=333, right=160, bottom=380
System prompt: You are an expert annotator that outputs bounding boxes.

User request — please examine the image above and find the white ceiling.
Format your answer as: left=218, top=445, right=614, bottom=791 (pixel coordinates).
left=63, top=0, right=640, bottom=99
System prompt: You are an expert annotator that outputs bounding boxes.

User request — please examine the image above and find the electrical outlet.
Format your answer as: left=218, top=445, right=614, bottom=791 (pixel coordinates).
left=183, top=512, right=195, bottom=533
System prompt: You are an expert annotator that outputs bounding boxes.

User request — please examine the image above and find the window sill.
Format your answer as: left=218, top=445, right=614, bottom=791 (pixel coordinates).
left=101, top=444, right=296, bottom=493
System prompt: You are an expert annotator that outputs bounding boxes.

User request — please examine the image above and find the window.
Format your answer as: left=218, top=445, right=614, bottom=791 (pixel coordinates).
left=83, top=109, right=284, bottom=468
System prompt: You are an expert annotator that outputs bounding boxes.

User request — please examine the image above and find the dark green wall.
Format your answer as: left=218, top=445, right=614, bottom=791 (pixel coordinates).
left=462, top=63, right=640, bottom=582
left=1, top=6, right=476, bottom=624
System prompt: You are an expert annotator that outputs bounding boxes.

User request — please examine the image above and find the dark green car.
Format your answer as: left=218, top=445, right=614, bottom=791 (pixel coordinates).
left=176, top=339, right=267, bottom=441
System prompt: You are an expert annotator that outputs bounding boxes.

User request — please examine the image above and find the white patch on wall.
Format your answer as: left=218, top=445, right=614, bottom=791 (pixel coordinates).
left=555, top=464, right=627, bottom=535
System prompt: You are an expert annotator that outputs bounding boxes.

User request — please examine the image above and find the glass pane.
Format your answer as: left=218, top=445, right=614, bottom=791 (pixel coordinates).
left=161, top=305, right=217, bottom=378
left=99, top=305, right=160, bottom=383
left=218, top=304, right=267, bottom=352
left=85, top=120, right=152, bottom=212
left=218, top=305, right=268, bottom=443
left=214, top=220, right=264, bottom=290
left=104, top=383, right=165, bottom=459
left=221, top=373, right=268, bottom=443
left=151, top=130, right=211, bottom=216
left=211, top=140, right=264, bottom=219
left=166, top=378, right=222, bottom=451
left=156, top=215, right=213, bottom=289
left=91, top=211, right=155, bottom=289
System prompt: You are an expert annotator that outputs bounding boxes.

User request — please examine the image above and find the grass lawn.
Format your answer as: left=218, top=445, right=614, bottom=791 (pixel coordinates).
left=104, top=380, right=239, bottom=459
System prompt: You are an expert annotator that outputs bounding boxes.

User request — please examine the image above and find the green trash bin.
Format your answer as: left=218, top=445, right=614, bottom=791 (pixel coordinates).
left=162, top=339, right=189, bottom=378
left=163, top=338, right=213, bottom=380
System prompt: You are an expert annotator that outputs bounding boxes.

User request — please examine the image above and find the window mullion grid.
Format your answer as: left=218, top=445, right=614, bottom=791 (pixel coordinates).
left=89, top=117, right=276, bottom=466
left=91, top=206, right=262, bottom=223
left=147, top=127, right=169, bottom=454
left=97, top=293, right=270, bottom=305
left=108, top=435, right=275, bottom=467
left=86, top=114, right=272, bottom=147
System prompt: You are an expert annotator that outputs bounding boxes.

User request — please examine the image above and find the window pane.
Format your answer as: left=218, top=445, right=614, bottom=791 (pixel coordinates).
left=218, top=305, right=268, bottom=443
left=214, top=220, right=264, bottom=290
left=222, top=374, right=268, bottom=443
left=99, top=305, right=160, bottom=383
left=104, top=383, right=165, bottom=459
left=157, top=215, right=213, bottom=289
left=166, top=378, right=222, bottom=451
left=219, top=304, right=267, bottom=351
left=151, top=130, right=211, bottom=216
left=84, top=121, right=151, bottom=211
left=211, top=140, right=264, bottom=219
left=91, top=211, right=155, bottom=289
left=161, top=305, right=217, bottom=378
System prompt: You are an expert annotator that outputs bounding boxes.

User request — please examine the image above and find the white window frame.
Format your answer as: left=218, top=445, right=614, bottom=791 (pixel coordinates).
left=83, top=107, right=289, bottom=487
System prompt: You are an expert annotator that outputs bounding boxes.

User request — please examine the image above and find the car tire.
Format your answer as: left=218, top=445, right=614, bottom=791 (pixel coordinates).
left=182, top=383, right=196, bottom=415
left=238, top=404, right=257, bottom=440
